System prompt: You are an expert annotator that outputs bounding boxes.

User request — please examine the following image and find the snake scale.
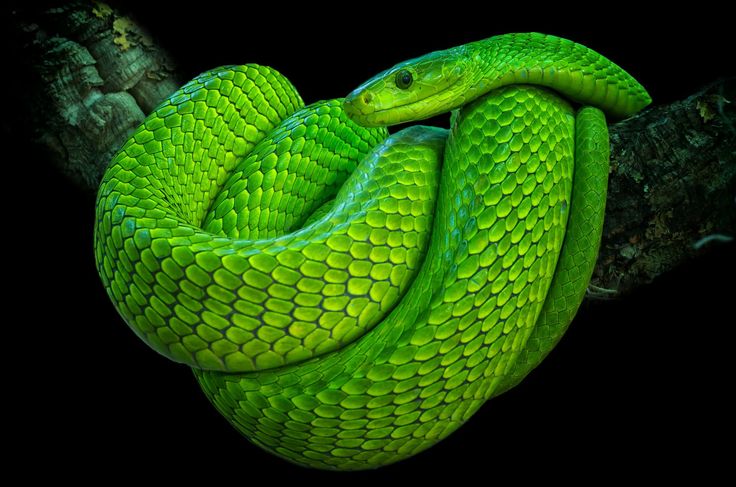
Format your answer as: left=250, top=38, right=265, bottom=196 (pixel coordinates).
left=94, top=33, right=650, bottom=469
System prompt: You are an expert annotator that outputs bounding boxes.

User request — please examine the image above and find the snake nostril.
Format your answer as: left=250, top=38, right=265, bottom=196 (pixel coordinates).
left=362, top=93, right=372, bottom=105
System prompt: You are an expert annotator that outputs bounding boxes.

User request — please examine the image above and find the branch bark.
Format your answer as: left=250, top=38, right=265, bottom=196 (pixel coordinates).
left=595, top=80, right=735, bottom=295
left=10, top=2, right=736, bottom=297
left=10, top=2, right=180, bottom=190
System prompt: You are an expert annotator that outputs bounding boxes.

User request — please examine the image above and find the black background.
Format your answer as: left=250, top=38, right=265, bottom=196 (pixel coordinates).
left=7, top=1, right=735, bottom=482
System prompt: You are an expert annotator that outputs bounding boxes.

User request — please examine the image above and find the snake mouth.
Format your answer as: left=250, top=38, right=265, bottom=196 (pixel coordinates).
left=345, top=99, right=431, bottom=127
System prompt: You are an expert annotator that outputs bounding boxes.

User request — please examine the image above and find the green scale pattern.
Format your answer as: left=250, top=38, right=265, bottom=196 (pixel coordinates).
left=95, top=33, right=650, bottom=470
left=469, top=34, right=650, bottom=118
left=97, top=65, right=447, bottom=372
left=195, top=86, right=574, bottom=468
left=496, top=107, right=609, bottom=395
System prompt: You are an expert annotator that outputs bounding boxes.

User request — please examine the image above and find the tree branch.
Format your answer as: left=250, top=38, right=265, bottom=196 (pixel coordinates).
left=11, top=2, right=180, bottom=190
left=596, top=79, right=735, bottom=295
left=11, top=2, right=736, bottom=297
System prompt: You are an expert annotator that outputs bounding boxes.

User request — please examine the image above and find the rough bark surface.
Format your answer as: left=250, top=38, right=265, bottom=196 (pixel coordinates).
left=10, top=2, right=180, bottom=190
left=595, top=79, right=735, bottom=295
left=9, top=2, right=736, bottom=296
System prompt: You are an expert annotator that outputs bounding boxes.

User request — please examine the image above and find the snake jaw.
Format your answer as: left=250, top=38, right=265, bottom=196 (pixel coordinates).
left=345, top=82, right=464, bottom=127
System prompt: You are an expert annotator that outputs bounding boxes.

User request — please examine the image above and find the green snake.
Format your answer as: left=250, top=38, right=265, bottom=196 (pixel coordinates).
left=94, top=33, right=649, bottom=469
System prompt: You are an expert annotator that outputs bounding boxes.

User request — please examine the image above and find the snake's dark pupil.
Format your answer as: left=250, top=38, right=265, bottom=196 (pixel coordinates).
left=395, top=70, right=413, bottom=89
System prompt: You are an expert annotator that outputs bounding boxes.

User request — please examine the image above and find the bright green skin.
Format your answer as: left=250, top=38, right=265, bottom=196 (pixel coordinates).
left=94, top=33, right=650, bottom=469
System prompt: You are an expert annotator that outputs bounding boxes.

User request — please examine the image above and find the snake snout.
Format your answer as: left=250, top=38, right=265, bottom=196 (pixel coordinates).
left=344, top=89, right=375, bottom=117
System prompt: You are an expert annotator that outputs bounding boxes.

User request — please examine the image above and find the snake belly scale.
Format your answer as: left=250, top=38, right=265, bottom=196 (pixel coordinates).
left=94, top=33, right=650, bottom=469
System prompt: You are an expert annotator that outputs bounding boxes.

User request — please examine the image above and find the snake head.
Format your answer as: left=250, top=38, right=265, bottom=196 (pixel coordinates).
left=344, top=45, right=471, bottom=127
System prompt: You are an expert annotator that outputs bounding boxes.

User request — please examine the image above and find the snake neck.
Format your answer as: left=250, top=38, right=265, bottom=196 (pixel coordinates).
left=462, top=33, right=651, bottom=119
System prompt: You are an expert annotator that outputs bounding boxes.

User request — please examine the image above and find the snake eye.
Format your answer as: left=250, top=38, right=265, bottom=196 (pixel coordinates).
left=395, top=69, right=413, bottom=89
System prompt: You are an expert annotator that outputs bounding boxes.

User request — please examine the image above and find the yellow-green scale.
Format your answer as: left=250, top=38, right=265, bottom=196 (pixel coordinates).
left=196, top=85, right=575, bottom=469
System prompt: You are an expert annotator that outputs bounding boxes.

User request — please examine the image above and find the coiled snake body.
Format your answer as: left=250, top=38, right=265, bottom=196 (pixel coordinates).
left=95, top=33, right=649, bottom=469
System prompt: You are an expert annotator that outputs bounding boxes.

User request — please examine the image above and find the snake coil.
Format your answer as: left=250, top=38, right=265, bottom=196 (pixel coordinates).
left=95, top=33, right=649, bottom=469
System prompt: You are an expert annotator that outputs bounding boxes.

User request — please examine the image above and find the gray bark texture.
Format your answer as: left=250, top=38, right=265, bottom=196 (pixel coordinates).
left=9, top=2, right=736, bottom=297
